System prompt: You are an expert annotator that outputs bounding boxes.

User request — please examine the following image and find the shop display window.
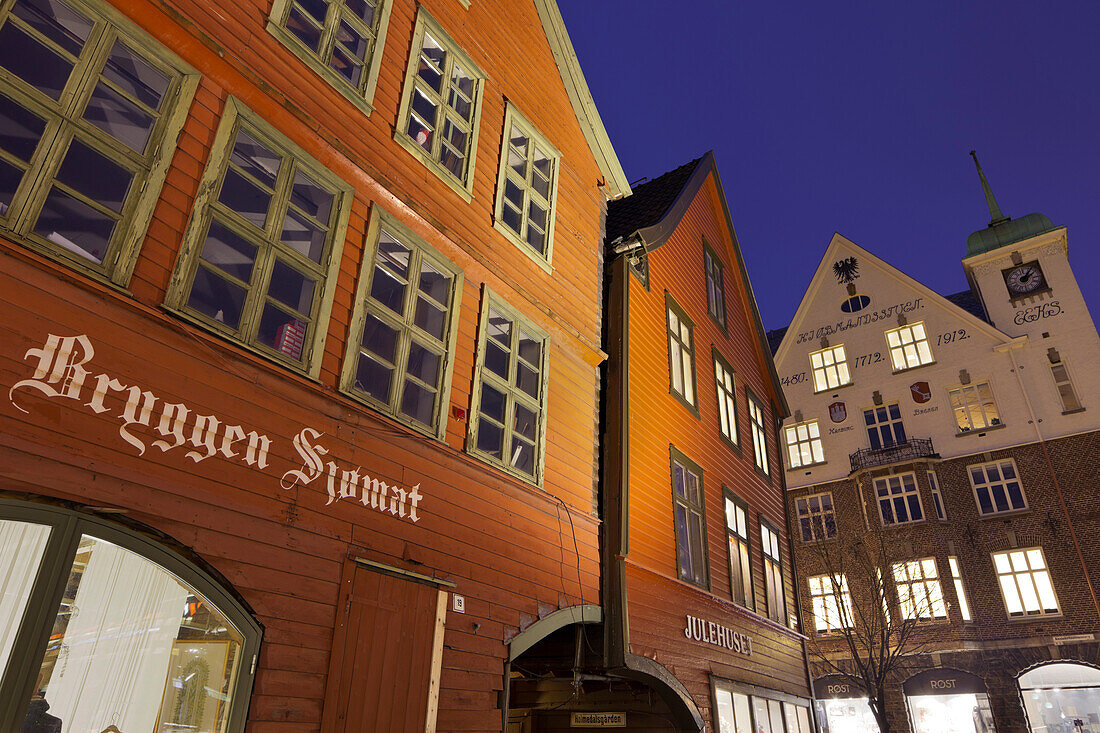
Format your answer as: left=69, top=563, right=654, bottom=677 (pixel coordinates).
left=1019, top=663, right=1100, bottom=733
left=906, top=692, right=995, bottom=733
left=715, top=682, right=812, bottom=733
left=815, top=696, right=880, bottom=733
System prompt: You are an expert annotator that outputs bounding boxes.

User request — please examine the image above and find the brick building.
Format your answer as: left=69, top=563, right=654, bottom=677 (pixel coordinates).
left=769, top=157, right=1100, bottom=732
left=0, top=0, right=635, bottom=730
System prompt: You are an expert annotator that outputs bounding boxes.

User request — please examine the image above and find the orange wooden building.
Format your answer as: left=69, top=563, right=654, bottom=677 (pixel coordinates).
left=598, top=154, right=815, bottom=732
left=0, top=0, right=631, bottom=730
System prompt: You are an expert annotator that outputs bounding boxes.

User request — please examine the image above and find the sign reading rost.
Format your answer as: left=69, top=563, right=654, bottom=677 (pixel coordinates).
left=8, top=333, right=425, bottom=522
left=684, top=615, right=752, bottom=656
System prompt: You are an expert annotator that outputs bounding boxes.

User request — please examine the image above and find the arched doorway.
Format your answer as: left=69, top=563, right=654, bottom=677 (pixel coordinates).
left=0, top=498, right=262, bottom=733
left=1019, top=661, right=1100, bottom=733
left=903, top=669, right=994, bottom=733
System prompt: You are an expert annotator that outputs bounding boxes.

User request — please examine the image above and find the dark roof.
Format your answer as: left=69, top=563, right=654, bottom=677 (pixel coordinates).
left=766, top=327, right=788, bottom=355
left=605, top=157, right=703, bottom=244
left=944, top=289, right=990, bottom=323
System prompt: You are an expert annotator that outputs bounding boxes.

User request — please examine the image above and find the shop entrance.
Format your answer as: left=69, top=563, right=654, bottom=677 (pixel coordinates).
left=1019, top=661, right=1100, bottom=733
left=903, top=669, right=995, bottom=733
left=812, top=676, right=880, bottom=733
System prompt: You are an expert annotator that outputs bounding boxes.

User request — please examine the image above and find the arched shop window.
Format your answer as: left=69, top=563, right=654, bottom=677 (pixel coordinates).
left=903, top=669, right=995, bottom=733
left=1018, top=662, right=1100, bottom=733
left=0, top=499, right=261, bottom=733
left=812, top=676, right=880, bottom=733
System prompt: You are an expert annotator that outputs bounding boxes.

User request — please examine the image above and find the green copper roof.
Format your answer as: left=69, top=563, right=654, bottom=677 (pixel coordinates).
left=965, top=150, right=1055, bottom=257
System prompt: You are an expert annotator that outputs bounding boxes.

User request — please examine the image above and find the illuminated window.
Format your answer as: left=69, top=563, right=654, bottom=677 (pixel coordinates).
left=666, top=295, right=697, bottom=413
left=809, top=574, right=852, bottom=631
left=1051, top=361, right=1083, bottom=412
left=671, top=447, right=708, bottom=588
left=948, top=381, right=1001, bottom=432
left=928, top=470, right=946, bottom=520
left=703, top=238, right=726, bottom=330
left=874, top=473, right=923, bottom=526
left=724, top=491, right=752, bottom=607
left=795, top=492, right=836, bottom=542
left=747, top=390, right=770, bottom=476
left=761, top=520, right=785, bottom=623
left=968, top=459, right=1027, bottom=515
left=809, top=344, right=851, bottom=392
left=892, top=558, right=947, bottom=620
left=468, top=291, right=549, bottom=482
left=864, top=403, right=906, bottom=450
left=784, top=419, right=824, bottom=468
left=713, top=351, right=739, bottom=448
left=948, top=556, right=971, bottom=622
left=993, top=548, right=1059, bottom=617
left=0, top=0, right=197, bottom=284
left=266, top=0, right=393, bottom=113
left=167, top=99, right=352, bottom=375
left=885, top=322, right=934, bottom=371
left=493, top=103, right=560, bottom=264
left=395, top=9, right=485, bottom=197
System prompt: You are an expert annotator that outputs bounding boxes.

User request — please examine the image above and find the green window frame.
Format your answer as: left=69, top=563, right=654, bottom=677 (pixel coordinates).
left=340, top=206, right=464, bottom=438
left=712, top=348, right=739, bottom=451
left=666, top=293, right=699, bottom=416
left=0, top=497, right=262, bottom=733
left=703, top=237, right=727, bottom=332
left=468, top=287, right=550, bottom=484
left=265, top=0, right=394, bottom=116
left=760, top=517, right=785, bottom=624
left=724, top=488, right=752, bottom=608
left=746, top=388, right=770, bottom=479
left=0, top=0, right=198, bottom=286
left=493, top=102, right=560, bottom=270
left=394, top=8, right=486, bottom=202
left=165, top=97, right=353, bottom=377
left=671, top=446, right=709, bottom=590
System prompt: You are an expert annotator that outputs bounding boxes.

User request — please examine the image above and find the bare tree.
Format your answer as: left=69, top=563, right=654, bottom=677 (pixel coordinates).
left=802, top=526, right=944, bottom=733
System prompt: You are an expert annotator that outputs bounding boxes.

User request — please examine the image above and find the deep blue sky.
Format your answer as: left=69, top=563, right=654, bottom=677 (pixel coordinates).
left=560, top=2, right=1100, bottom=331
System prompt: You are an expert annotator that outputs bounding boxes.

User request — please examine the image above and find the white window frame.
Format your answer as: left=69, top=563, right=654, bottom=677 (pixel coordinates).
left=809, top=344, right=851, bottom=392
left=864, top=403, right=907, bottom=450
left=795, top=492, right=836, bottom=542
left=948, top=380, right=1002, bottom=432
left=928, top=470, right=946, bottom=520
left=885, top=321, right=934, bottom=371
left=992, top=547, right=1060, bottom=618
left=968, top=459, right=1027, bottom=516
left=1051, top=360, right=1083, bottom=413
left=784, top=419, right=824, bottom=469
left=874, top=473, right=924, bottom=526
left=892, top=558, right=948, bottom=620
left=948, top=556, right=972, bottom=622
left=809, top=574, right=852, bottom=632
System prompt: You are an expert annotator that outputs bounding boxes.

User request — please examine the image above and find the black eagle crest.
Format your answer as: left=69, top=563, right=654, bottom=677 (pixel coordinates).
left=832, top=257, right=860, bottom=285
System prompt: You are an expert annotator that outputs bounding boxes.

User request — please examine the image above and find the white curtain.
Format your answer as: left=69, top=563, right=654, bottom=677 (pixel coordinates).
left=44, top=537, right=187, bottom=733
left=0, top=520, right=52, bottom=676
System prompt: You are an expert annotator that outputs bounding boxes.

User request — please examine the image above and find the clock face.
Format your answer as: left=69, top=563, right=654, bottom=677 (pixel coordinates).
left=1005, top=263, right=1046, bottom=295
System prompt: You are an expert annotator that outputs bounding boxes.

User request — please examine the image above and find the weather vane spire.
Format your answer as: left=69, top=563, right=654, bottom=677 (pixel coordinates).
left=969, top=150, right=1009, bottom=227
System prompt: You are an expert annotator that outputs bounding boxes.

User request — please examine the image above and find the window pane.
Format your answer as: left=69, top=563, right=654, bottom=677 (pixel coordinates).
left=399, top=379, right=435, bottom=425
left=267, top=259, right=315, bottom=314
left=281, top=208, right=327, bottom=262
left=34, top=186, right=116, bottom=263
left=230, top=130, right=280, bottom=188
left=23, top=534, right=243, bottom=733
left=0, top=92, right=48, bottom=162
left=101, top=40, right=169, bottom=109
left=83, top=81, right=156, bottom=154
left=187, top=265, right=247, bottom=328
left=56, top=137, right=134, bottom=212
left=0, top=19, right=76, bottom=100
left=200, top=220, right=257, bottom=283
left=0, top=519, right=52, bottom=675
left=256, top=304, right=307, bottom=359
left=219, top=167, right=271, bottom=228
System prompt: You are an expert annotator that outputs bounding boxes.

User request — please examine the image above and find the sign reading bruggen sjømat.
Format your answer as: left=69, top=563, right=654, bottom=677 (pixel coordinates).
left=7, top=334, right=424, bottom=522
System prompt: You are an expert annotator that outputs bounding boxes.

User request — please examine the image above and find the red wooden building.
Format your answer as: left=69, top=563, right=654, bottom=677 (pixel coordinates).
left=0, top=0, right=631, bottom=730
left=598, top=154, right=815, bottom=732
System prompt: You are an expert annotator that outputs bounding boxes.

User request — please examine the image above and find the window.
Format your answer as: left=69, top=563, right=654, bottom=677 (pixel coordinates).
left=0, top=0, right=197, bottom=285
left=809, top=344, right=851, bottom=392
left=928, top=470, right=946, bottom=520
left=864, top=403, right=906, bottom=450
left=468, top=291, right=549, bottom=482
left=795, top=492, right=836, bottom=542
left=666, top=295, right=697, bottom=413
left=747, top=390, right=770, bottom=477
left=395, top=9, right=485, bottom=198
left=784, top=419, right=824, bottom=468
left=341, top=210, right=463, bottom=437
left=809, top=574, right=852, bottom=631
left=493, top=103, right=560, bottom=267
left=875, top=473, right=924, bottom=525
left=0, top=498, right=261, bottom=733
left=266, top=0, right=393, bottom=114
left=714, top=687, right=753, bottom=733
left=948, top=381, right=1001, bottom=432
left=166, top=98, right=352, bottom=376
left=703, top=238, right=726, bottom=330
left=993, top=548, right=1059, bottom=617
left=671, top=448, right=708, bottom=588
left=885, top=321, right=934, bottom=371
left=948, top=556, right=971, bottom=622
left=714, top=683, right=812, bottom=733
left=760, top=519, right=785, bottom=623
left=1051, top=360, right=1083, bottom=412
left=724, top=491, right=752, bottom=607
left=969, top=459, right=1027, bottom=515
left=713, top=350, right=739, bottom=449
left=892, top=558, right=947, bottom=620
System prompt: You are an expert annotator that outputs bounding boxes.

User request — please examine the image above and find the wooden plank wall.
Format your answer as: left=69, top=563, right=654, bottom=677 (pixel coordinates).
left=622, top=173, right=809, bottom=726
left=0, top=0, right=614, bottom=731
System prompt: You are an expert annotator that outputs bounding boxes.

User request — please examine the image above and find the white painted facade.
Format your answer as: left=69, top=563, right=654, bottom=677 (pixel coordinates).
left=774, top=228, right=1100, bottom=491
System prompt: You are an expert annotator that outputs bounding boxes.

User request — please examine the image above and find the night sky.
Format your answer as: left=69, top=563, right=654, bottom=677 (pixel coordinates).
left=560, top=1, right=1100, bottom=331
